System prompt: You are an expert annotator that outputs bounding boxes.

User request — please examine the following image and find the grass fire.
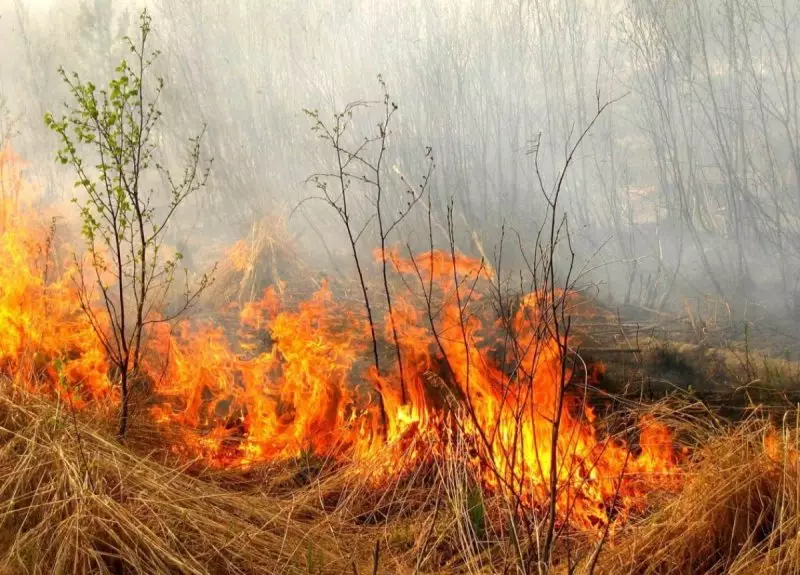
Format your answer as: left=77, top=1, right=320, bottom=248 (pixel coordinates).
left=2, top=2, right=800, bottom=574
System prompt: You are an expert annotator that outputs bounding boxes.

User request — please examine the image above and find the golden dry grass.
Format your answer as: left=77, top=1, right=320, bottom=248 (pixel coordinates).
left=2, top=377, right=800, bottom=574
left=0, top=382, right=350, bottom=574
left=598, top=410, right=800, bottom=575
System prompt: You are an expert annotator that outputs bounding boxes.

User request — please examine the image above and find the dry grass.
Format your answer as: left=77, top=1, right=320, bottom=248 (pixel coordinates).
left=599, top=410, right=800, bottom=575
left=2, top=380, right=800, bottom=574
left=0, top=381, right=349, bottom=574
left=206, top=216, right=316, bottom=307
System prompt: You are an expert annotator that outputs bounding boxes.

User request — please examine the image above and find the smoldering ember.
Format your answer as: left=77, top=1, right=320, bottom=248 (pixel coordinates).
left=0, top=1, right=799, bottom=573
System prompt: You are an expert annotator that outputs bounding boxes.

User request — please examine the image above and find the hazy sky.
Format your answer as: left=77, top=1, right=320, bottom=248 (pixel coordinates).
left=2, top=0, right=799, bottom=311
left=3, top=0, right=56, bottom=9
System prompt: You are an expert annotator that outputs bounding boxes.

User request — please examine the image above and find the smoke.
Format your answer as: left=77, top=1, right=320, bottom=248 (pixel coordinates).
left=1, top=0, right=799, bottom=320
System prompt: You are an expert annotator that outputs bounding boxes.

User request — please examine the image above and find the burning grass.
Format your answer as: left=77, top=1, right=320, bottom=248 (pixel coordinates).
left=2, top=381, right=800, bottom=574
left=3, top=146, right=800, bottom=573
left=0, top=156, right=685, bottom=536
left=600, top=411, right=800, bottom=575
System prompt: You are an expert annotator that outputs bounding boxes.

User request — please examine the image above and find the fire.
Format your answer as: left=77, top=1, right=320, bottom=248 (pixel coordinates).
left=227, top=239, right=252, bottom=273
left=149, top=282, right=376, bottom=463
left=0, top=146, right=112, bottom=408
left=140, top=246, right=684, bottom=528
left=0, top=149, right=682, bottom=531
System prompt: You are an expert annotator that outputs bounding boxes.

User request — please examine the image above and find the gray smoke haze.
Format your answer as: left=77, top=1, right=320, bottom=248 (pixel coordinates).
left=2, top=0, right=799, bottom=320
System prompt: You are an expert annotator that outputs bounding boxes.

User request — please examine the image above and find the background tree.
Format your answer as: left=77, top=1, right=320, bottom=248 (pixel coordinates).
left=45, top=9, right=213, bottom=438
left=3, top=0, right=798, bottom=321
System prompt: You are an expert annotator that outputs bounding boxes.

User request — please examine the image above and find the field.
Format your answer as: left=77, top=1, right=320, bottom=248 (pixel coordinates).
left=3, top=4, right=800, bottom=571
left=2, top=158, right=800, bottom=573
left=2, top=348, right=799, bottom=574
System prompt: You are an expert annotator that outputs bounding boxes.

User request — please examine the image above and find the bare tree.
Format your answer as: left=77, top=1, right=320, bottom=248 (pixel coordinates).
left=303, top=78, right=433, bottom=426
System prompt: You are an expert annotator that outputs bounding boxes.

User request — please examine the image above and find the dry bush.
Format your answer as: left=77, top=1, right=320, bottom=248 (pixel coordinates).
left=207, top=216, right=315, bottom=307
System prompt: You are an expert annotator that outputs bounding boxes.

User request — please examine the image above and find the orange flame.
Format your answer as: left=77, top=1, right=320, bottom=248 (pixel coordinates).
left=146, top=248, right=681, bottom=528
left=0, top=149, right=682, bottom=531
left=0, top=147, right=112, bottom=407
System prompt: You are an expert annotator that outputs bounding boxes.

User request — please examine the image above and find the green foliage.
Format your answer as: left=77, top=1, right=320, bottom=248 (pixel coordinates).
left=466, top=485, right=486, bottom=541
left=304, top=539, right=323, bottom=573
left=44, top=9, right=213, bottom=437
